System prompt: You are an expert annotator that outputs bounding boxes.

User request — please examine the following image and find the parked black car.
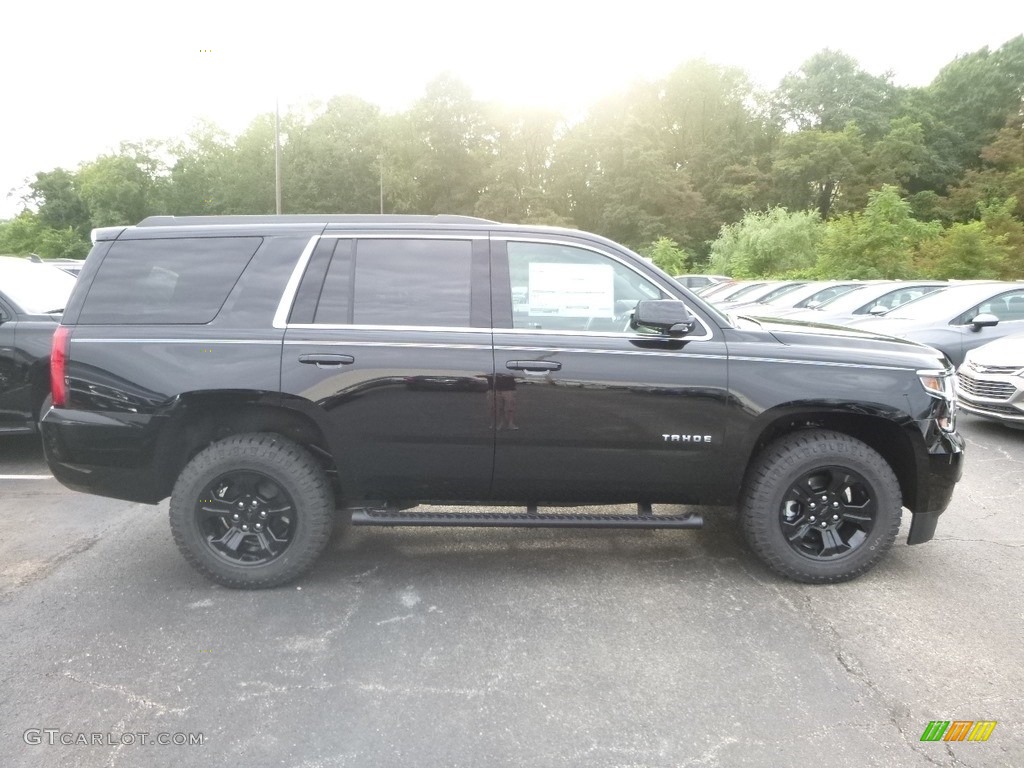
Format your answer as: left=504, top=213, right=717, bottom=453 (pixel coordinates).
left=42, top=216, right=963, bottom=588
left=0, top=256, right=76, bottom=433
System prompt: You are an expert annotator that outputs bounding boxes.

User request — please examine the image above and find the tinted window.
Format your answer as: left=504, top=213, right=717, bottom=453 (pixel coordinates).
left=314, top=238, right=472, bottom=327
left=79, top=237, right=261, bottom=324
left=507, top=241, right=664, bottom=332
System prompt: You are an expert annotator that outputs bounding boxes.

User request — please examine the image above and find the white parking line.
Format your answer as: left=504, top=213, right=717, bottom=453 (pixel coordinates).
left=0, top=475, right=54, bottom=480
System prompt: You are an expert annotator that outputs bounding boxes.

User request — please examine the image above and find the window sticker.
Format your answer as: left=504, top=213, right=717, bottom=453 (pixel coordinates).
left=528, top=263, right=614, bottom=318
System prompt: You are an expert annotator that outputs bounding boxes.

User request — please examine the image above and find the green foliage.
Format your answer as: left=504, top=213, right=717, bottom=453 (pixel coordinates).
left=3, top=44, right=1023, bottom=283
left=0, top=212, right=44, bottom=254
left=917, top=220, right=1010, bottom=279
left=0, top=212, right=89, bottom=259
left=978, top=197, right=1024, bottom=278
left=28, top=168, right=91, bottom=236
left=775, top=50, right=900, bottom=137
left=928, top=36, right=1024, bottom=169
left=641, top=237, right=692, bottom=275
left=772, top=124, right=867, bottom=218
left=817, top=186, right=940, bottom=279
left=708, top=207, right=823, bottom=277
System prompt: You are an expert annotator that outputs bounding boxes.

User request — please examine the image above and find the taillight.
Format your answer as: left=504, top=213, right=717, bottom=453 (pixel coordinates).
left=51, top=325, right=71, bottom=408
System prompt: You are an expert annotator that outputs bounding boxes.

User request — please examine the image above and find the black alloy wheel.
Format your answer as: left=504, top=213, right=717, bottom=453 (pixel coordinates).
left=778, top=466, right=876, bottom=560
left=197, top=470, right=297, bottom=566
left=740, top=430, right=902, bottom=583
left=169, top=433, right=335, bottom=589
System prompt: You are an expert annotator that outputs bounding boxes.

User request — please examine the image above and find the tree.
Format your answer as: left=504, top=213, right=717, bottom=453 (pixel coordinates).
left=283, top=96, right=383, bottom=214
left=927, top=35, right=1024, bottom=171
left=0, top=212, right=89, bottom=259
left=549, top=84, right=712, bottom=252
left=77, top=142, right=169, bottom=226
left=945, top=119, right=1024, bottom=221
left=165, top=121, right=235, bottom=215
left=771, top=124, right=867, bottom=218
left=641, top=237, right=692, bottom=275
left=917, top=220, right=1010, bottom=279
left=774, top=50, right=900, bottom=138
left=26, top=168, right=91, bottom=236
left=406, top=74, right=491, bottom=215
left=474, top=106, right=565, bottom=223
left=817, top=186, right=939, bottom=278
left=708, top=207, right=823, bottom=277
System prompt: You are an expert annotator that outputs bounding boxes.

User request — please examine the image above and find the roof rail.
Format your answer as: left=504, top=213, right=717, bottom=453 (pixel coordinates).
left=136, top=214, right=497, bottom=227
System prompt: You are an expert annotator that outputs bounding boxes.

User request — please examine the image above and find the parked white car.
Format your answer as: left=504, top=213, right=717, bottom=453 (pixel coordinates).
left=955, top=332, right=1024, bottom=429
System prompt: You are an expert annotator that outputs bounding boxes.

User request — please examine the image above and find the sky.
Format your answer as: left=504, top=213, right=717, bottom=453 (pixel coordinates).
left=1, top=0, right=1021, bottom=219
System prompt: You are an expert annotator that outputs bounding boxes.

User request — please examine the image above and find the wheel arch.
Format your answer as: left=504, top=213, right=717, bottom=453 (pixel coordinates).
left=740, top=404, right=927, bottom=513
left=152, top=391, right=340, bottom=501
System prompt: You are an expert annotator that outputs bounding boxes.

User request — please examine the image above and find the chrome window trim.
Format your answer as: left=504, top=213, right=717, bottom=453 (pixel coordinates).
left=286, top=323, right=488, bottom=334
left=284, top=340, right=493, bottom=351
left=273, top=233, right=715, bottom=341
left=71, top=338, right=282, bottom=345
left=273, top=236, right=320, bottom=329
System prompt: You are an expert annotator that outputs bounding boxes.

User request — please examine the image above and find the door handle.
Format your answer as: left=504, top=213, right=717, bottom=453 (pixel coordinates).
left=298, top=353, right=355, bottom=367
left=506, top=360, right=561, bottom=372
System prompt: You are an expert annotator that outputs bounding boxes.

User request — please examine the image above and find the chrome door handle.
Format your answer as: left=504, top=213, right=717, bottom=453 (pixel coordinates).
left=298, top=354, right=355, bottom=367
left=506, top=360, right=561, bottom=372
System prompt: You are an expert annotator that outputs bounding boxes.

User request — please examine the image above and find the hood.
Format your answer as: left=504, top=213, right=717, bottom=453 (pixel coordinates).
left=963, top=333, right=1024, bottom=367
left=734, top=313, right=951, bottom=371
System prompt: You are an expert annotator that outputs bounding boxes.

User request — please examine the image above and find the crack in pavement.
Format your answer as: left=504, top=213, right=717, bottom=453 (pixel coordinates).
left=789, top=590, right=954, bottom=768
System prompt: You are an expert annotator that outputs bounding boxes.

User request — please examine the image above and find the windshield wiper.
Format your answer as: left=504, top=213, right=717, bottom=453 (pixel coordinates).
left=45, top=308, right=65, bottom=314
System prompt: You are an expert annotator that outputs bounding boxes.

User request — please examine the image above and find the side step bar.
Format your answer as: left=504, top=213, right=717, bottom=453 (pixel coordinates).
left=350, top=507, right=703, bottom=530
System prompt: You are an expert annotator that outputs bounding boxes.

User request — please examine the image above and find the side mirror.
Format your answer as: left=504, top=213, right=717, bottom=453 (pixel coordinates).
left=868, top=304, right=888, bottom=315
left=631, top=300, right=696, bottom=337
left=970, top=313, right=999, bottom=331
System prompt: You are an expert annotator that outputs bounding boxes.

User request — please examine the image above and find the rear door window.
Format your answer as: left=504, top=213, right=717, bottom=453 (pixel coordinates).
left=311, top=238, right=474, bottom=327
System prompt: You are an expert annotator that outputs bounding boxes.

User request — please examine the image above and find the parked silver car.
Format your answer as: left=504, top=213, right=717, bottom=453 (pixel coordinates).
left=774, top=281, right=947, bottom=324
left=955, top=332, right=1024, bottom=429
left=851, top=282, right=1024, bottom=366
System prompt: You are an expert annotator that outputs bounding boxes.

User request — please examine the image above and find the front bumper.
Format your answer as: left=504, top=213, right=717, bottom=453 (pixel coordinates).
left=907, top=429, right=964, bottom=545
left=955, top=367, right=1024, bottom=427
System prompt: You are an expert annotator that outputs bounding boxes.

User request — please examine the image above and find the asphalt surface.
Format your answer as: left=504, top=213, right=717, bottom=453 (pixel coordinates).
left=0, top=416, right=1021, bottom=767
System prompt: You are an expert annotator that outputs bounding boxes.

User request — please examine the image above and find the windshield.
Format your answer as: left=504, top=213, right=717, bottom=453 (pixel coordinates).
left=759, top=282, right=841, bottom=307
left=0, top=259, right=77, bottom=314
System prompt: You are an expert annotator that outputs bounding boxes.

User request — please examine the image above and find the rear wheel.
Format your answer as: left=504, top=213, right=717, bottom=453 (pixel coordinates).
left=740, top=430, right=902, bottom=583
left=169, top=433, right=334, bottom=588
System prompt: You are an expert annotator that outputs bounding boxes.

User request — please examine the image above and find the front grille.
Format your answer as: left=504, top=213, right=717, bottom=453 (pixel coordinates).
left=969, top=364, right=1023, bottom=375
left=956, top=372, right=1018, bottom=401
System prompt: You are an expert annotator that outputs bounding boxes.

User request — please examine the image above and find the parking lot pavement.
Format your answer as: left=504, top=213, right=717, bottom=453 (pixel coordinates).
left=0, top=417, right=1021, bottom=767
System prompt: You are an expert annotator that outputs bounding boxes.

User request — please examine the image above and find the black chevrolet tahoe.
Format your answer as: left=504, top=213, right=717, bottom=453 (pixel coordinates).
left=40, top=215, right=964, bottom=588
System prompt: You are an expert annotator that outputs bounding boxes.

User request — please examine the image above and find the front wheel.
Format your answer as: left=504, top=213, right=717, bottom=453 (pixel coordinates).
left=169, top=433, right=335, bottom=588
left=740, top=430, right=902, bottom=583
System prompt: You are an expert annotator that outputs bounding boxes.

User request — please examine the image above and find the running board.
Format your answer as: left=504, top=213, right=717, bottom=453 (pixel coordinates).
left=350, top=508, right=703, bottom=529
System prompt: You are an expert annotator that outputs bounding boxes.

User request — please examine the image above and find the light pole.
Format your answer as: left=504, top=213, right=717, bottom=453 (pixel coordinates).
left=274, top=98, right=282, bottom=215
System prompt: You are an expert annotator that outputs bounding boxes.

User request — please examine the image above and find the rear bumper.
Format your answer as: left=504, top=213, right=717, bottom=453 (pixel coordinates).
left=40, top=405, right=168, bottom=504
left=907, top=429, right=964, bottom=545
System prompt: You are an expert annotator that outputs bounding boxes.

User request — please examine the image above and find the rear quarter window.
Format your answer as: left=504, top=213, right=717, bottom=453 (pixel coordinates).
left=77, top=237, right=262, bottom=324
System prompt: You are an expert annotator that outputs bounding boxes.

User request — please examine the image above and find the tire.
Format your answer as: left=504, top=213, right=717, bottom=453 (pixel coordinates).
left=739, top=430, right=901, bottom=584
left=169, top=433, right=335, bottom=589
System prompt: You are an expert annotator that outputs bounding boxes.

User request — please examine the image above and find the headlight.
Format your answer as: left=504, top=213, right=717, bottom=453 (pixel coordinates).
left=918, top=370, right=955, bottom=400
left=918, top=369, right=956, bottom=432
